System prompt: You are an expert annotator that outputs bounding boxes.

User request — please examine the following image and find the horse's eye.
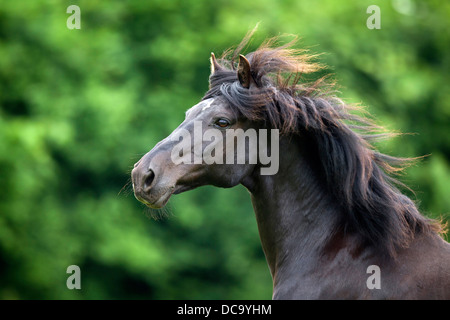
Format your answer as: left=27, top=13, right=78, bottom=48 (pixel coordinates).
left=215, top=118, right=230, bottom=128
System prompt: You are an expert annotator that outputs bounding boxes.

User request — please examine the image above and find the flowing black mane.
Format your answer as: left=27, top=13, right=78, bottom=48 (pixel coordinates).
left=202, top=36, right=442, bottom=257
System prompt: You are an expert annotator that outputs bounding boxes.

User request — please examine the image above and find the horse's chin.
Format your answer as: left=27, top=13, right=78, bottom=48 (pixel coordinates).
left=134, top=187, right=174, bottom=209
left=144, top=184, right=198, bottom=208
left=143, top=195, right=170, bottom=209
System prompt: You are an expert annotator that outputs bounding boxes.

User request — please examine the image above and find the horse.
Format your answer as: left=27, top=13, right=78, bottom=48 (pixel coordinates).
left=131, top=35, right=450, bottom=299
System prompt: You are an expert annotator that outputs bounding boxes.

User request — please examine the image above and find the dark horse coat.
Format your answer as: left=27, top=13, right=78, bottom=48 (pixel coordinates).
left=132, top=32, right=450, bottom=299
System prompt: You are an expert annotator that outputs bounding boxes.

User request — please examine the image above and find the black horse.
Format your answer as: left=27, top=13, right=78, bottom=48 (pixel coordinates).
left=131, top=35, right=450, bottom=299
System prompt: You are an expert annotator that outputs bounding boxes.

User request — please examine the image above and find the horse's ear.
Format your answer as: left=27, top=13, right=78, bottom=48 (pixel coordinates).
left=210, top=52, right=222, bottom=74
left=237, top=54, right=253, bottom=89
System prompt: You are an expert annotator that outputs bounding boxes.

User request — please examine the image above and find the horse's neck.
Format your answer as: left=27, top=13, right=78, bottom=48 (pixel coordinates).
left=246, top=137, right=342, bottom=290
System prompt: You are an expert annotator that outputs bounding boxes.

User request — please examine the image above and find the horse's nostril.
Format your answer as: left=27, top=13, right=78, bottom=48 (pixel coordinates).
left=143, top=169, right=155, bottom=190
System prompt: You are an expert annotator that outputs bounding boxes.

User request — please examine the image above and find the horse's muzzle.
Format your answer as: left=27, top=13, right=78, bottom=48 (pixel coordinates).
left=131, top=159, right=174, bottom=209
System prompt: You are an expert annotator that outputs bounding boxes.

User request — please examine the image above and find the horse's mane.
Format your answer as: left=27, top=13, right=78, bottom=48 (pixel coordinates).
left=202, top=33, right=444, bottom=257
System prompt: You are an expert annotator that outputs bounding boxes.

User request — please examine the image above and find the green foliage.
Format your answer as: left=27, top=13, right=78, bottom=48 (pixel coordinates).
left=0, top=0, right=448, bottom=299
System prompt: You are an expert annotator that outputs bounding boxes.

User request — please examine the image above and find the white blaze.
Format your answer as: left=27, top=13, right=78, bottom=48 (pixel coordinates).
left=201, top=98, right=214, bottom=111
